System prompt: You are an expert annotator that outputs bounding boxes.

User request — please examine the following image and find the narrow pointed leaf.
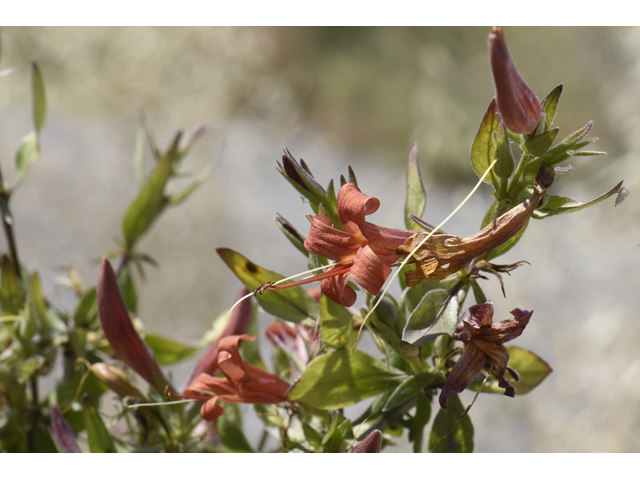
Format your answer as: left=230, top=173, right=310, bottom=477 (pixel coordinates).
left=467, top=346, right=552, bottom=395
left=405, top=143, right=426, bottom=230
left=403, top=289, right=459, bottom=347
left=217, top=248, right=318, bottom=325
left=320, top=294, right=353, bottom=349
left=275, top=213, right=308, bottom=257
left=428, top=394, right=473, bottom=453
left=383, top=371, right=441, bottom=412
left=533, top=181, right=624, bottom=219
left=288, top=349, right=407, bottom=409
left=32, top=62, right=47, bottom=133
left=492, top=124, right=515, bottom=179
left=522, top=127, right=559, bottom=157
left=83, top=396, right=116, bottom=453
left=541, top=84, right=563, bottom=127
left=15, top=131, right=40, bottom=182
left=144, top=332, right=200, bottom=365
left=409, top=391, right=431, bottom=452
left=470, top=98, right=500, bottom=190
left=218, top=405, right=256, bottom=453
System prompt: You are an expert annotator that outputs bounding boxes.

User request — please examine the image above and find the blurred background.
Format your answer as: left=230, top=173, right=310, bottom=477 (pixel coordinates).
left=0, top=26, right=638, bottom=452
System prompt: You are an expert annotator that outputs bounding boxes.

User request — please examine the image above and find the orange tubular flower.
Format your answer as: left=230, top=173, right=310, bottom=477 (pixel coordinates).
left=439, top=302, right=532, bottom=409
left=489, top=28, right=542, bottom=135
left=97, top=258, right=169, bottom=393
left=187, top=286, right=252, bottom=384
left=174, top=334, right=290, bottom=421
left=272, top=183, right=413, bottom=307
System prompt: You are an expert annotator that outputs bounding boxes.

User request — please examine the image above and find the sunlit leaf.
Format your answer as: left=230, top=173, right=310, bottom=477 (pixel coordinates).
left=217, top=248, right=318, bottom=325
left=541, top=84, right=563, bottom=127
left=404, top=143, right=426, bottom=230
left=15, top=131, right=40, bottom=183
left=428, top=394, right=473, bottom=453
left=32, top=62, right=47, bottom=133
left=533, top=181, right=624, bottom=219
left=288, top=349, right=407, bottom=409
left=403, top=289, right=459, bottom=347
left=522, top=127, right=559, bottom=157
left=492, top=124, right=515, bottom=179
left=83, top=395, right=116, bottom=453
left=320, top=295, right=353, bottom=349
left=218, top=405, right=256, bottom=453
left=470, top=98, right=500, bottom=190
left=383, top=371, right=441, bottom=412
left=467, top=346, right=552, bottom=395
left=144, top=332, right=200, bottom=365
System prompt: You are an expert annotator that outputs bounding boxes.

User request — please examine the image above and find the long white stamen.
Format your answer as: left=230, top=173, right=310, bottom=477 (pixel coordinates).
left=354, top=159, right=499, bottom=348
left=229, top=263, right=334, bottom=314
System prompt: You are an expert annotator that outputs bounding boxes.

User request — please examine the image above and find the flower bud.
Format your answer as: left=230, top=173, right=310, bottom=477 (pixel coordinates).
left=488, top=28, right=542, bottom=135
left=97, top=258, right=169, bottom=393
left=90, top=362, right=147, bottom=401
left=348, top=430, right=382, bottom=453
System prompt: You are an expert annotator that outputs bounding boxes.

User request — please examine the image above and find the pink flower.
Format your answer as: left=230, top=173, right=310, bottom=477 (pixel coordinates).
left=489, top=28, right=542, bottom=135
left=187, top=286, right=252, bottom=384
left=272, top=183, right=413, bottom=307
left=173, top=334, right=290, bottom=421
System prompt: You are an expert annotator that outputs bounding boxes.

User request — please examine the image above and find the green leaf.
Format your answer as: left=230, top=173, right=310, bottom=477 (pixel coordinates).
left=383, top=371, right=441, bottom=412
left=470, top=98, right=500, bottom=190
left=479, top=199, right=528, bottom=261
left=288, top=349, right=407, bottom=409
left=409, top=391, right=432, bottom=452
left=322, top=412, right=354, bottom=452
left=122, top=133, right=180, bottom=249
left=144, top=332, right=200, bottom=365
left=428, top=394, right=473, bottom=453
left=14, top=131, right=40, bottom=183
left=470, top=279, right=487, bottom=304
left=83, top=395, right=116, bottom=453
left=302, top=422, right=324, bottom=448
left=541, top=84, right=563, bottom=128
left=533, top=181, right=624, bottom=219
left=492, top=124, right=515, bottom=179
left=402, top=289, right=459, bottom=347
left=28, top=272, right=66, bottom=334
left=217, top=248, right=318, bottom=325
left=467, top=346, right=552, bottom=395
left=1, top=255, right=24, bottom=316
left=73, top=287, right=97, bottom=329
left=404, top=143, right=426, bottom=230
left=320, top=295, right=353, bottom=349
left=32, top=62, right=47, bottom=133
left=522, top=127, right=559, bottom=157
left=275, top=214, right=309, bottom=258
left=218, top=405, right=256, bottom=453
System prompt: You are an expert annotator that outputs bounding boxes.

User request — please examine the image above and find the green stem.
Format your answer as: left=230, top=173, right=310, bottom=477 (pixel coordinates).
left=0, top=165, right=21, bottom=280
left=506, top=153, right=531, bottom=197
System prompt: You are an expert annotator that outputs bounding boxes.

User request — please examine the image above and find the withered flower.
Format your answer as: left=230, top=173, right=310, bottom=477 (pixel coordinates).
left=397, top=164, right=554, bottom=286
left=97, top=258, right=169, bottom=393
left=172, top=334, right=290, bottom=421
left=266, top=320, right=320, bottom=366
left=489, top=28, right=542, bottom=135
left=270, top=183, right=413, bottom=307
left=439, top=301, right=532, bottom=409
left=187, top=286, right=252, bottom=384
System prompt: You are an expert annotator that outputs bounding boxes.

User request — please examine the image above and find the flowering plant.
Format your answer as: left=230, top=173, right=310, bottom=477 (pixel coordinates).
left=0, top=28, right=627, bottom=453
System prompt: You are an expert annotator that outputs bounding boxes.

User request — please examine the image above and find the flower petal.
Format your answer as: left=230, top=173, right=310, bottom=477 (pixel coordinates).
left=305, top=215, right=364, bottom=261
left=321, top=270, right=357, bottom=307
left=439, top=342, right=486, bottom=409
left=337, top=184, right=380, bottom=239
left=200, top=397, right=224, bottom=421
left=349, top=245, right=392, bottom=295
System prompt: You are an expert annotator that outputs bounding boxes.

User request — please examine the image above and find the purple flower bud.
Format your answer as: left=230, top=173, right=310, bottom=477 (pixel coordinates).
left=97, top=258, right=169, bottom=393
left=489, top=28, right=542, bottom=135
